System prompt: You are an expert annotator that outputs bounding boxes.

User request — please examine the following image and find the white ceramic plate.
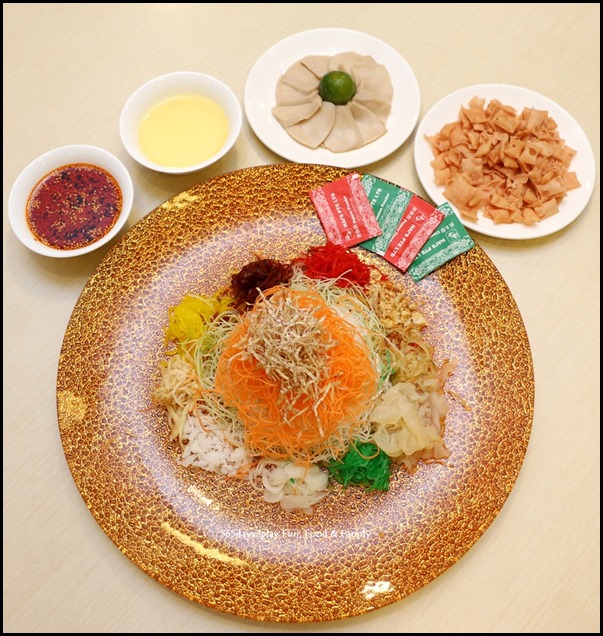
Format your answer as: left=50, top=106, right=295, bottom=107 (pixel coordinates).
left=414, top=84, right=596, bottom=240
left=244, top=28, right=420, bottom=168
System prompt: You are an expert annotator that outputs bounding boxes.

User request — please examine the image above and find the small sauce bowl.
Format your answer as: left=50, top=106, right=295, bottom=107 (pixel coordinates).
left=119, top=71, right=242, bottom=174
left=8, top=144, right=134, bottom=258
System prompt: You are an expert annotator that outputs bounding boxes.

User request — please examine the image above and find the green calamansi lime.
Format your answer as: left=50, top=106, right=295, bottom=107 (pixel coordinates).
left=318, top=71, right=357, bottom=105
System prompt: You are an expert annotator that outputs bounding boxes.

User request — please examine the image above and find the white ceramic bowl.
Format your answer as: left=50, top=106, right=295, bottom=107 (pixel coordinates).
left=8, top=144, right=134, bottom=258
left=119, top=71, right=242, bottom=174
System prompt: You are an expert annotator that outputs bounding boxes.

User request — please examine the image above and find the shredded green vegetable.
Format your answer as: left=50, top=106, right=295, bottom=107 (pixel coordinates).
left=327, top=442, right=392, bottom=491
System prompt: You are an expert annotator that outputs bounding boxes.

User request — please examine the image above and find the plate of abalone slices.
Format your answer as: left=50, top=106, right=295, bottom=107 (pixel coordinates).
left=244, top=28, right=421, bottom=168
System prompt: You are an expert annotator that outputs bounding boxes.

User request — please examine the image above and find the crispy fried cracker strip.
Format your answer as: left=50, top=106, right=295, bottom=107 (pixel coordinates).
left=427, top=97, right=580, bottom=224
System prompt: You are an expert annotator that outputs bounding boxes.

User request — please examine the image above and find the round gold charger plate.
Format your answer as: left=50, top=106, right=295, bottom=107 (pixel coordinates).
left=57, top=164, right=534, bottom=623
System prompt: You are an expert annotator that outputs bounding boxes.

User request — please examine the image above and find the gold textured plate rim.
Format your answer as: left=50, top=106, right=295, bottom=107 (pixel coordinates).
left=57, top=164, right=534, bottom=623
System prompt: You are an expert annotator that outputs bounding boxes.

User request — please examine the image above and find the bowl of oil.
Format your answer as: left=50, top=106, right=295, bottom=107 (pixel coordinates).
left=119, top=71, right=242, bottom=174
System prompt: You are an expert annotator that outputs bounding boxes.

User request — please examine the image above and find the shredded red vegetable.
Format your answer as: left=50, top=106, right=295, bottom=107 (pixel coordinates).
left=296, top=242, right=374, bottom=289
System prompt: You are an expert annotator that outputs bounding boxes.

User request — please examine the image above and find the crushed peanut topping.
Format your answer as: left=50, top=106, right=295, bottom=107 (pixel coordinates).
left=366, top=281, right=424, bottom=333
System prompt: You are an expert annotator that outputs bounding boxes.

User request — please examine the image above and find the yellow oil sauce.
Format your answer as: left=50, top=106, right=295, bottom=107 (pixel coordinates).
left=139, top=94, right=228, bottom=167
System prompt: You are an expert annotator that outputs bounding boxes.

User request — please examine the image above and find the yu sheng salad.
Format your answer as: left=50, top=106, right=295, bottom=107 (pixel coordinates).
left=154, top=243, right=454, bottom=514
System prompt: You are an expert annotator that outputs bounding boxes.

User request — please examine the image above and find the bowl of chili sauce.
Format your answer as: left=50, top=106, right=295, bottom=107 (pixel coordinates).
left=9, top=145, right=133, bottom=257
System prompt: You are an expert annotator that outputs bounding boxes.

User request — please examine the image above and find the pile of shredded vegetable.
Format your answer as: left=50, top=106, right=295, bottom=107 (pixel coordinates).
left=154, top=243, right=454, bottom=514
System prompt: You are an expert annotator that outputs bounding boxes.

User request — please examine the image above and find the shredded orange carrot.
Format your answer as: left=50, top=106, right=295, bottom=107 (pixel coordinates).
left=214, top=286, right=378, bottom=465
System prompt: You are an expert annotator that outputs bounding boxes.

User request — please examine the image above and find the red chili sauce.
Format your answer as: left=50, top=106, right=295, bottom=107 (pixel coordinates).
left=26, top=163, right=122, bottom=250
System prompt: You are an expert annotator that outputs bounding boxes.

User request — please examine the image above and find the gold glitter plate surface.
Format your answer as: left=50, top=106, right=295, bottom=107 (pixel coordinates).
left=57, top=164, right=534, bottom=623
